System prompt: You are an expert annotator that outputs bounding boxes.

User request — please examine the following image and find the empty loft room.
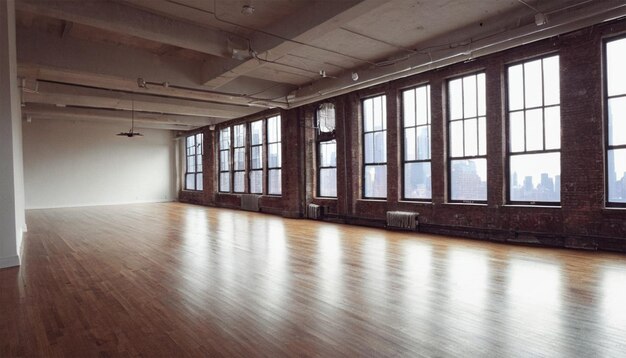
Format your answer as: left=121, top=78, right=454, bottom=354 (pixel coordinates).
left=2, top=0, right=626, bottom=356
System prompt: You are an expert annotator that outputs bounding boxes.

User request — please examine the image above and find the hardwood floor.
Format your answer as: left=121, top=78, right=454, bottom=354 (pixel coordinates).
left=1, top=202, right=626, bottom=357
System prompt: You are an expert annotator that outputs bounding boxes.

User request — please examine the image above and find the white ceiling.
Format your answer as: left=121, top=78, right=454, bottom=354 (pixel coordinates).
left=14, top=0, right=626, bottom=130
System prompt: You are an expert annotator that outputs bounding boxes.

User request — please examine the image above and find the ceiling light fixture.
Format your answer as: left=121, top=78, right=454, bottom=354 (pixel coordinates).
left=241, top=5, right=255, bottom=15
left=117, top=99, right=143, bottom=138
left=351, top=72, right=359, bottom=81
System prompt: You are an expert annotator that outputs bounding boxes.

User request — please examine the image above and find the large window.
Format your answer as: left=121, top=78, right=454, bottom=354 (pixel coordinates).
left=249, top=120, right=264, bottom=194
left=362, top=95, right=387, bottom=198
left=448, top=73, right=487, bottom=202
left=267, top=115, right=282, bottom=195
left=219, top=115, right=281, bottom=195
left=233, top=124, right=246, bottom=193
left=507, top=55, right=561, bottom=204
left=219, top=128, right=230, bottom=192
left=606, top=37, right=626, bottom=206
left=402, top=85, right=431, bottom=200
left=185, top=133, right=203, bottom=191
left=317, top=103, right=337, bottom=197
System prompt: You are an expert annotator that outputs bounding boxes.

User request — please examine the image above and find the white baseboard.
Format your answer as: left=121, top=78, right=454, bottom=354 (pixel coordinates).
left=26, top=199, right=175, bottom=210
left=0, top=255, right=20, bottom=269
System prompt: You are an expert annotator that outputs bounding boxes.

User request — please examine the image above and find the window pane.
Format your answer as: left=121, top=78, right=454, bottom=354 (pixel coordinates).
left=251, top=146, right=263, bottom=169
left=319, top=168, right=337, bottom=197
left=363, top=98, right=374, bottom=132
left=477, top=73, right=486, bottom=116
left=449, top=78, right=463, bottom=120
left=220, top=150, right=230, bottom=171
left=196, top=154, right=202, bottom=172
left=374, top=131, right=386, bottom=163
left=450, top=159, right=487, bottom=201
left=607, top=38, right=626, bottom=97
left=544, top=106, right=561, bottom=150
left=510, top=111, right=525, bottom=152
left=403, top=89, right=416, bottom=127
left=609, top=96, right=626, bottom=146
left=187, top=145, right=196, bottom=156
left=417, top=125, right=430, bottom=160
left=608, top=148, right=626, bottom=203
left=185, top=174, right=194, bottom=190
left=187, top=136, right=195, bottom=147
left=220, top=173, right=230, bottom=192
left=478, top=117, right=487, bottom=156
left=234, top=124, right=245, bottom=147
left=234, top=172, right=245, bottom=193
left=364, top=132, right=374, bottom=163
left=464, top=118, right=478, bottom=157
left=187, top=156, right=195, bottom=172
left=404, top=162, right=431, bottom=200
left=508, top=65, right=524, bottom=111
left=234, top=148, right=245, bottom=170
left=268, top=169, right=281, bottom=195
left=543, top=56, right=560, bottom=106
left=319, top=141, right=337, bottom=167
left=318, top=103, right=336, bottom=133
left=525, top=109, right=543, bottom=151
left=404, top=127, right=416, bottom=161
left=416, top=85, right=429, bottom=125
left=373, top=96, right=384, bottom=130
left=364, top=164, right=387, bottom=198
left=268, top=143, right=281, bottom=168
left=510, top=152, right=560, bottom=202
left=450, top=120, right=464, bottom=157
left=524, top=59, right=543, bottom=108
left=251, top=120, right=263, bottom=145
left=220, top=128, right=230, bottom=148
left=195, top=173, right=203, bottom=191
left=268, top=116, right=280, bottom=143
left=250, top=170, right=263, bottom=194
left=463, top=75, right=477, bottom=118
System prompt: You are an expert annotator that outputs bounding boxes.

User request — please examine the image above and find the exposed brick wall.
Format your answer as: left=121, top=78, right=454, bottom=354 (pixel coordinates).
left=180, top=18, right=626, bottom=253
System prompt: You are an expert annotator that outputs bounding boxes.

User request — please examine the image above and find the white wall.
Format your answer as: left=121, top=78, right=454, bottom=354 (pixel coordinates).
left=23, top=119, right=177, bottom=209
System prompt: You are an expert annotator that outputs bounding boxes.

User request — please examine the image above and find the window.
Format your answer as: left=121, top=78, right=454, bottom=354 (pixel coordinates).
left=267, top=115, right=282, bottom=195
left=317, top=103, right=337, bottom=197
left=448, top=73, right=487, bottom=202
left=219, top=127, right=230, bottom=192
left=362, top=95, right=387, bottom=198
left=606, top=37, right=626, bottom=206
left=185, top=133, right=203, bottom=191
left=249, top=120, right=264, bottom=194
left=507, top=55, right=561, bottom=204
left=233, top=124, right=246, bottom=193
left=402, top=85, right=432, bottom=200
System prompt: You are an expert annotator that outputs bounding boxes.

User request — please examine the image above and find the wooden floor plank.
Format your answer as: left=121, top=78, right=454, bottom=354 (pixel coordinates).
left=1, top=202, right=626, bottom=357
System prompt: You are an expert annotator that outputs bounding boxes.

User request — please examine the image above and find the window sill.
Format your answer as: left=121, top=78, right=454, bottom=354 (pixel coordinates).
left=503, top=204, right=561, bottom=209
left=398, top=200, right=433, bottom=205
left=314, top=197, right=338, bottom=200
left=357, top=198, right=387, bottom=203
left=603, top=206, right=626, bottom=211
left=444, top=202, right=487, bottom=207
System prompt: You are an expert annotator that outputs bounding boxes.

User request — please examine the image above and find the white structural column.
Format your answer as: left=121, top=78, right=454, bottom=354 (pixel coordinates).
left=0, top=0, right=25, bottom=269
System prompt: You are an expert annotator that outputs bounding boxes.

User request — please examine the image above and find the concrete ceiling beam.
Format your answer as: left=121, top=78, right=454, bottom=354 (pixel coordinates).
left=22, top=103, right=221, bottom=130
left=16, top=0, right=233, bottom=58
left=200, top=0, right=385, bottom=88
left=22, top=81, right=259, bottom=119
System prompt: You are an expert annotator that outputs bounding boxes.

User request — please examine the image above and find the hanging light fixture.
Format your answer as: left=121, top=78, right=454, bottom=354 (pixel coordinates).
left=117, top=98, right=143, bottom=137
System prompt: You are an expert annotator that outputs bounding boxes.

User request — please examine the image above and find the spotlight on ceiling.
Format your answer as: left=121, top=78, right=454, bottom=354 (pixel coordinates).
left=241, top=5, right=255, bottom=15
left=351, top=72, right=359, bottom=81
left=535, top=13, right=548, bottom=26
